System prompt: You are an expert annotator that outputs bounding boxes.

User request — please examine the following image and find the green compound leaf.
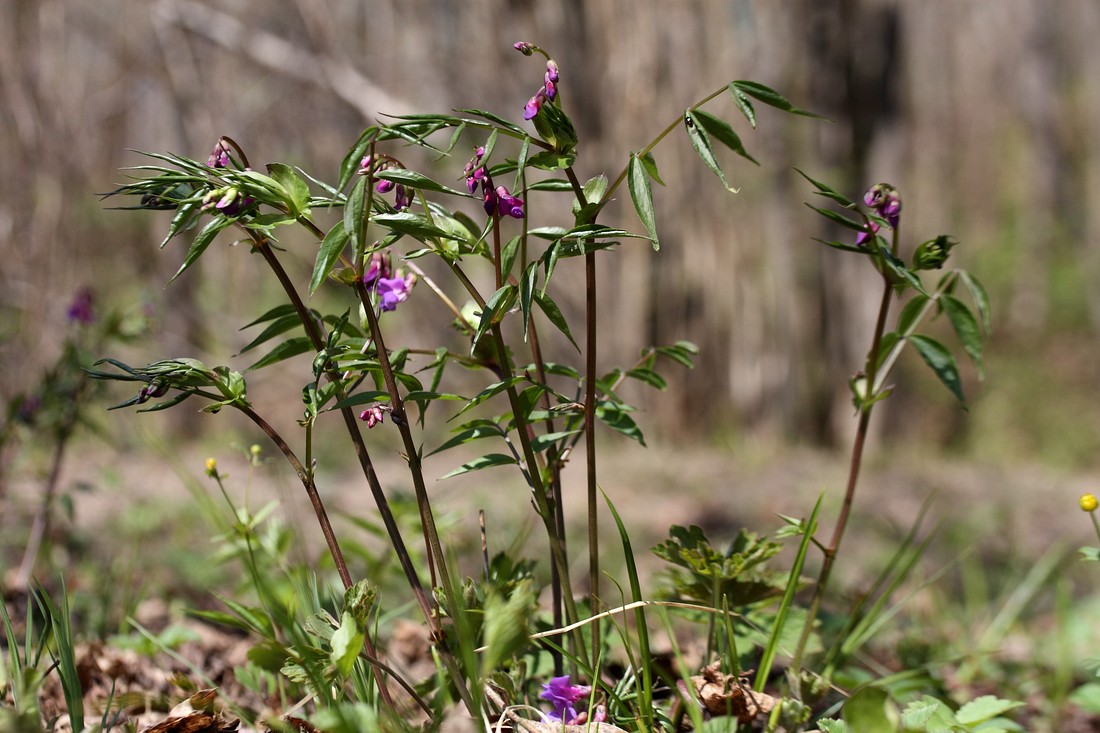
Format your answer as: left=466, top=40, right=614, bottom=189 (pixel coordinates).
left=730, top=80, right=825, bottom=119
left=440, top=453, right=518, bottom=479
left=596, top=400, right=646, bottom=446
left=628, top=153, right=659, bottom=250
left=689, top=109, right=759, bottom=166
left=909, top=333, right=965, bottom=405
left=684, top=109, right=734, bottom=192
left=941, top=293, right=984, bottom=378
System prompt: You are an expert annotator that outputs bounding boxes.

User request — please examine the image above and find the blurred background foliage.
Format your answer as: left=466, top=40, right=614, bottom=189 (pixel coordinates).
left=3, top=0, right=1100, bottom=470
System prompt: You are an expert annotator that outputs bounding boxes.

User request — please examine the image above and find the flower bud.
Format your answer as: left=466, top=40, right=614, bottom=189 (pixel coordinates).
left=1081, top=494, right=1098, bottom=512
left=205, top=457, right=218, bottom=477
left=513, top=41, right=535, bottom=56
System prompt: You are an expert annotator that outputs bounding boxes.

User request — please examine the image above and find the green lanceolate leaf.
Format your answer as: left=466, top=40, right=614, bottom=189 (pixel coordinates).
left=940, top=294, right=984, bottom=378
left=471, top=285, right=517, bottom=354
left=728, top=84, right=756, bottom=128
left=329, top=610, right=365, bottom=679
left=427, top=423, right=505, bottom=457
left=959, top=269, right=993, bottom=333
left=440, top=453, right=518, bottom=479
left=794, top=168, right=856, bottom=208
left=310, top=221, right=351, bottom=295
left=909, top=334, right=965, bottom=405
left=689, top=109, right=759, bottom=166
left=895, top=294, right=930, bottom=336
left=730, top=80, right=825, bottom=119
left=375, top=168, right=468, bottom=196
left=455, top=377, right=526, bottom=418
left=534, top=290, right=578, bottom=352
left=170, top=214, right=230, bottom=283
left=245, top=336, right=314, bottom=372
left=684, top=110, right=733, bottom=191
left=372, top=211, right=455, bottom=240
left=805, top=203, right=867, bottom=232
left=628, top=153, right=660, bottom=250
left=266, top=162, right=312, bottom=217
left=344, top=176, right=368, bottom=253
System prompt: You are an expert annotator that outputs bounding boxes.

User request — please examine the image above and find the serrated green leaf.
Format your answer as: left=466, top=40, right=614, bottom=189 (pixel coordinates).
left=267, top=162, right=311, bottom=216
left=629, top=154, right=659, bottom=250
left=440, top=453, right=518, bottom=479
left=956, top=696, right=1024, bottom=726
left=731, top=80, right=824, bottom=119
left=909, top=334, right=965, bottom=405
left=169, top=214, right=229, bottom=283
left=310, top=221, right=351, bottom=295
left=690, top=109, right=759, bottom=165
left=941, top=294, right=984, bottom=377
left=842, top=686, right=900, bottom=733
left=329, top=610, right=364, bottom=679
left=684, top=110, right=733, bottom=191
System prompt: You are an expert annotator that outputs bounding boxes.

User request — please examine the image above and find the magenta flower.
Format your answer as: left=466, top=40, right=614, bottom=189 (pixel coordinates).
left=494, top=186, right=525, bottom=219
left=857, top=183, right=902, bottom=246
left=207, top=139, right=231, bottom=168
left=359, top=405, right=385, bottom=428
left=524, top=86, right=548, bottom=120
left=540, top=676, right=592, bottom=724
left=363, top=252, right=392, bottom=288
left=513, top=41, right=535, bottom=56
left=66, top=287, right=95, bottom=325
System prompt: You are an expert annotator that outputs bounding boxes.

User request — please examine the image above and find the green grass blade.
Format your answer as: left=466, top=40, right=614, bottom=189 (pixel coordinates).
left=602, top=489, right=655, bottom=731
left=755, top=494, right=822, bottom=692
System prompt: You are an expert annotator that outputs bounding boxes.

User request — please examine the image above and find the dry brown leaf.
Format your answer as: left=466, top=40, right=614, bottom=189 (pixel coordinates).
left=689, top=660, right=778, bottom=722
left=140, top=710, right=239, bottom=733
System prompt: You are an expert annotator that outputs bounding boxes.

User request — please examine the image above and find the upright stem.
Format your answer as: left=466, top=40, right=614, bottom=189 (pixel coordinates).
left=564, top=165, right=601, bottom=662
left=15, top=431, right=69, bottom=588
left=234, top=402, right=395, bottom=711
left=791, top=257, right=895, bottom=682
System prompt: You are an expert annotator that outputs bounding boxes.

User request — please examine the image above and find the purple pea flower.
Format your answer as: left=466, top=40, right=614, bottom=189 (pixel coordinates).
left=524, top=86, right=548, bottom=120
left=540, top=676, right=602, bottom=725
left=856, top=183, right=902, bottom=245
left=494, top=186, right=525, bottom=219
left=377, top=274, right=414, bottom=312
left=363, top=252, right=392, bottom=288
left=513, top=41, right=535, bottom=56
left=393, top=184, right=411, bottom=211
left=207, top=139, right=231, bottom=168
left=66, top=287, right=95, bottom=325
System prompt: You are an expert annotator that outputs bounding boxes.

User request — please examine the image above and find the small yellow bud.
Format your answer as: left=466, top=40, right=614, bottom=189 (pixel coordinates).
left=250, top=444, right=262, bottom=457
left=205, top=457, right=218, bottom=477
left=1080, top=493, right=1098, bottom=512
